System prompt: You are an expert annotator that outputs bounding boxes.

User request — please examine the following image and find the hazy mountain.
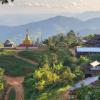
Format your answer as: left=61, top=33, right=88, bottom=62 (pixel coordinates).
left=74, top=11, right=100, bottom=20
left=1, top=11, right=100, bottom=26
left=0, top=16, right=100, bottom=43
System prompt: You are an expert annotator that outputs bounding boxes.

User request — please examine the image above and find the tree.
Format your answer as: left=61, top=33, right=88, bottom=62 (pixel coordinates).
left=78, top=56, right=90, bottom=66
left=74, top=66, right=84, bottom=81
left=33, top=63, right=59, bottom=91
left=50, top=53, right=58, bottom=67
left=84, top=34, right=95, bottom=40
left=61, top=67, right=76, bottom=82
left=0, top=0, right=14, bottom=4
left=0, top=68, right=4, bottom=96
left=76, top=85, right=100, bottom=100
left=65, top=30, right=78, bottom=47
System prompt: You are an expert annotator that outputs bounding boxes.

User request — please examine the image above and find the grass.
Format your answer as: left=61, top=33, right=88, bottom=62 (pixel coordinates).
left=24, top=85, right=71, bottom=100
left=18, top=48, right=72, bottom=65
left=18, top=50, right=46, bottom=63
left=0, top=50, right=35, bottom=76
left=0, top=49, right=16, bottom=55
left=37, top=86, right=70, bottom=100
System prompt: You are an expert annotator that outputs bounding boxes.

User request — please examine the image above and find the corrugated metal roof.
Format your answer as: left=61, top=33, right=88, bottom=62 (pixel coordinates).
left=70, top=76, right=99, bottom=91
left=90, top=67, right=100, bottom=71
left=77, top=47, right=100, bottom=52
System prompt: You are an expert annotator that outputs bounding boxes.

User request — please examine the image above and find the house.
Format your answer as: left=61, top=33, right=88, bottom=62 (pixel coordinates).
left=85, top=35, right=100, bottom=47
left=76, top=47, right=100, bottom=56
left=84, top=61, right=100, bottom=77
left=90, top=61, right=100, bottom=71
left=4, top=40, right=16, bottom=48
left=76, top=35, right=100, bottom=56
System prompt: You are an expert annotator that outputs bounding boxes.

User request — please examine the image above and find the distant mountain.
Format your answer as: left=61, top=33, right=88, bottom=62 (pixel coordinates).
left=1, top=11, right=100, bottom=26
left=74, top=11, right=100, bottom=20
left=0, top=16, right=100, bottom=43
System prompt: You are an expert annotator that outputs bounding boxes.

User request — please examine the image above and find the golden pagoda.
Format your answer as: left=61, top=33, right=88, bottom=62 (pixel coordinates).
left=23, top=33, right=33, bottom=45
left=19, top=30, right=33, bottom=48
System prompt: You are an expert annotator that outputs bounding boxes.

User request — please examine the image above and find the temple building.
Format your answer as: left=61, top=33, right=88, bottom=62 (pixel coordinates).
left=4, top=40, right=16, bottom=48
left=18, top=32, right=34, bottom=49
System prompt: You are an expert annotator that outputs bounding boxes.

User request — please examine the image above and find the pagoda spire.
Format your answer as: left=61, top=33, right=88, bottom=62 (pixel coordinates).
left=22, top=29, right=33, bottom=45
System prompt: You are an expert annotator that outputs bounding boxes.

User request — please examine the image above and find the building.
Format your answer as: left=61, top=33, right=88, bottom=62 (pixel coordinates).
left=18, top=32, right=34, bottom=49
left=69, top=76, right=99, bottom=92
left=85, top=35, right=100, bottom=47
left=84, top=61, right=100, bottom=77
left=4, top=40, right=16, bottom=48
left=76, top=47, right=100, bottom=56
left=76, top=35, right=100, bottom=56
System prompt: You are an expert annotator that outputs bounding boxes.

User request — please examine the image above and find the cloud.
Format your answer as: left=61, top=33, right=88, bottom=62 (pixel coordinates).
left=1, top=0, right=100, bottom=14
left=24, top=2, right=33, bottom=7
left=24, top=1, right=52, bottom=9
left=8, top=2, right=14, bottom=6
left=34, top=2, right=40, bottom=7
left=71, top=2, right=78, bottom=6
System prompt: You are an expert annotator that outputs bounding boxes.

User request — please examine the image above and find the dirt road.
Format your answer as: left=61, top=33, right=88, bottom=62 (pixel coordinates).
left=4, top=76, right=24, bottom=100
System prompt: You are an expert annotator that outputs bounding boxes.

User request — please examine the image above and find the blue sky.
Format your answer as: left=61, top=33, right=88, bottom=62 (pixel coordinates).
left=0, top=0, right=100, bottom=26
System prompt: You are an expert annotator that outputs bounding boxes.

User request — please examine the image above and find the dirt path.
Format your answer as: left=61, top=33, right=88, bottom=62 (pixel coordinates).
left=4, top=76, right=24, bottom=100
left=14, top=54, right=37, bottom=65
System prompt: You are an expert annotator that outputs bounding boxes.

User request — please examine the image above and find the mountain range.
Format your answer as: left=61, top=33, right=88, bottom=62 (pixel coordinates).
left=1, top=15, right=100, bottom=43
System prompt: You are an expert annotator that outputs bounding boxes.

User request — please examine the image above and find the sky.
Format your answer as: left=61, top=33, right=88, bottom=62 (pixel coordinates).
left=0, top=0, right=100, bottom=14
left=0, top=0, right=100, bottom=26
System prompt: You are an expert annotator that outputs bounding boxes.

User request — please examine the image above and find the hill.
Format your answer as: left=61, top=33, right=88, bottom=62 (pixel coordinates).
left=1, top=16, right=100, bottom=43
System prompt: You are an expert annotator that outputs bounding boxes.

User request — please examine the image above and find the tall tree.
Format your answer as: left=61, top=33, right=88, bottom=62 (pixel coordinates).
left=65, top=30, right=78, bottom=47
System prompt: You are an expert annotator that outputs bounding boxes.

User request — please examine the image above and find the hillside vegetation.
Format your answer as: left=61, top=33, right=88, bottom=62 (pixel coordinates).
left=0, top=50, right=34, bottom=76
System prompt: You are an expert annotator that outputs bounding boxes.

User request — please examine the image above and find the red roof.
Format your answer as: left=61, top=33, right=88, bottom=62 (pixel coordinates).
left=18, top=44, right=33, bottom=47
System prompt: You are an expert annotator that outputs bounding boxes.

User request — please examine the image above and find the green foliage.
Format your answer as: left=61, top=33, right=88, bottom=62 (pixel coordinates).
left=18, top=50, right=44, bottom=63
left=18, top=48, right=72, bottom=67
left=24, top=62, right=76, bottom=99
left=88, top=54, right=100, bottom=61
left=0, top=55, right=34, bottom=76
left=78, top=56, right=90, bottom=66
left=54, top=63, right=63, bottom=71
left=0, top=50, right=16, bottom=55
left=34, top=64, right=59, bottom=91
left=43, top=30, right=82, bottom=48
left=65, top=30, right=78, bottom=47
left=49, top=53, right=58, bottom=67
left=74, top=66, right=84, bottom=80
left=84, top=34, right=95, bottom=40
left=76, top=85, right=100, bottom=100
left=61, top=67, right=75, bottom=82
left=0, top=68, right=4, bottom=93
